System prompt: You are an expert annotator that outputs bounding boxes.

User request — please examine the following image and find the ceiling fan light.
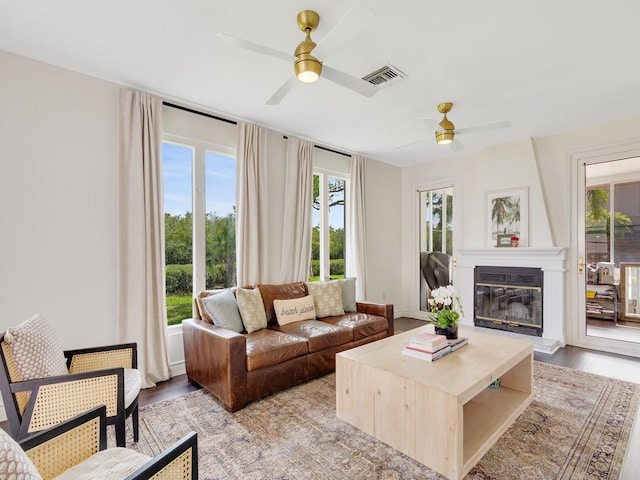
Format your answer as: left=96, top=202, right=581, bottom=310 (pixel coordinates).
left=294, top=54, right=322, bottom=83
left=435, top=131, right=454, bottom=145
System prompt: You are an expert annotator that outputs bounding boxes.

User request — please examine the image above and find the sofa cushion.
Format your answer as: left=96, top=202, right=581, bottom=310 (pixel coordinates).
left=340, top=277, right=357, bottom=312
left=257, top=282, right=308, bottom=326
left=306, top=281, right=345, bottom=318
left=199, top=289, right=244, bottom=333
left=321, top=313, right=388, bottom=341
left=273, top=295, right=316, bottom=326
left=4, top=314, right=68, bottom=381
left=275, top=320, right=351, bottom=353
left=236, top=287, right=268, bottom=334
left=245, top=329, right=308, bottom=372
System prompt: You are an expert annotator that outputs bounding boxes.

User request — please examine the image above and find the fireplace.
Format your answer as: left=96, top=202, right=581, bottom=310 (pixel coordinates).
left=474, top=266, right=543, bottom=337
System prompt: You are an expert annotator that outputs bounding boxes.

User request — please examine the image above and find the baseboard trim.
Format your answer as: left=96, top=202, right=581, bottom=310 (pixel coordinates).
left=170, top=361, right=186, bottom=378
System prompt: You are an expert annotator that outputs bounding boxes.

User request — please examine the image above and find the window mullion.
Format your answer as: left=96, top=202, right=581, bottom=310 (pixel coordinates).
left=192, top=145, right=206, bottom=293
left=320, top=175, right=330, bottom=281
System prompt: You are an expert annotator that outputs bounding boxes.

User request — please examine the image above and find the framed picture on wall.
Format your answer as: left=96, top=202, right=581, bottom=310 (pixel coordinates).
left=486, top=187, right=528, bottom=247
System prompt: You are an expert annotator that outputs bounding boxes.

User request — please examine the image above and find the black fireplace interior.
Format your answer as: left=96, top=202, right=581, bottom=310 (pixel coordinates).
left=474, top=266, right=543, bottom=337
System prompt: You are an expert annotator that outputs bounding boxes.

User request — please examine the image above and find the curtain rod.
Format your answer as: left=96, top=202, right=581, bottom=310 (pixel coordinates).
left=282, top=135, right=351, bottom=158
left=163, top=101, right=237, bottom=125
left=163, top=102, right=350, bottom=158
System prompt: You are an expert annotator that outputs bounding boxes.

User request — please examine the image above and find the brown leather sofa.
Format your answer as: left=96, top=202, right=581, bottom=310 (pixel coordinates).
left=182, top=281, right=394, bottom=412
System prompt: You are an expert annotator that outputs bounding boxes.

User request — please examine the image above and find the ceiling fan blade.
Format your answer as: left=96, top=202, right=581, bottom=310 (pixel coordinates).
left=450, top=139, right=465, bottom=152
left=215, top=33, right=293, bottom=63
left=265, top=76, right=298, bottom=105
left=456, top=120, right=511, bottom=136
left=393, top=137, right=429, bottom=150
left=419, top=118, right=439, bottom=130
left=313, top=2, right=376, bottom=59
left=322, top=65, right=378, bottom=97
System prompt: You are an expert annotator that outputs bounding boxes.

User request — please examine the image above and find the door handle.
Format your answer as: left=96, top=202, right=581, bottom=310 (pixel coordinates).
left=578, top=257, right=584, bottom=274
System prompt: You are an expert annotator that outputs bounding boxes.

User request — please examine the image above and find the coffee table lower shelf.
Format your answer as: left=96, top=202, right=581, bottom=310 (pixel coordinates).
left=336, top=327, right=533, bottom=480
left=462, top=382, right=531, bottom=470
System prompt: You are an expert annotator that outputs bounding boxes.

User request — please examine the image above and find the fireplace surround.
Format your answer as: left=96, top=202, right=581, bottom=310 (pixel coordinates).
left=456, top=247, right=566, bottom=354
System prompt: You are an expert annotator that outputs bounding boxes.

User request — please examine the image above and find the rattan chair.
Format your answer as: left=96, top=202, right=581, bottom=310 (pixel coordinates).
left=14, top=405, right=198, bottom=479
left=0, top=329, right=140, bottom=447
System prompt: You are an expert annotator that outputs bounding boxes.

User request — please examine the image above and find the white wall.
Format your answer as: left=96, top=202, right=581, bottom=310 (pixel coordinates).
left=0, top=50, right=120, bottom=346
left=363, top=157, right=403, bottom=306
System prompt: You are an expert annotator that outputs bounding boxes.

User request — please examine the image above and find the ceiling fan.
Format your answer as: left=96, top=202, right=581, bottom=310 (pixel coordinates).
left=395, top=102, right=510, bottom=152
left=215, top=3, right=378, bottom=105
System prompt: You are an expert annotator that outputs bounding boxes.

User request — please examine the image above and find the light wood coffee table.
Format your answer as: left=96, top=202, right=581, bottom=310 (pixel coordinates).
left=336, top=325, right=533, bottom=480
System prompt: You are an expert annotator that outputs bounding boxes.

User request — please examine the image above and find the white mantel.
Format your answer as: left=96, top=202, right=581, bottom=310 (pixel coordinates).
left=456, top=247, right=567, bottom=353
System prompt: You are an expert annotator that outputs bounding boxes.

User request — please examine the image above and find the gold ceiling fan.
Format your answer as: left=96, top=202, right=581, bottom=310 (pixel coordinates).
left=395, top=102, right=511, bottom=152
left=215, top=3, right=378, bottom=105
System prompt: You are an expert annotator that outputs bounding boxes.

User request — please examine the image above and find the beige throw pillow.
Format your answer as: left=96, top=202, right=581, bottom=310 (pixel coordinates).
left=340, top=277, right=357, bottom=312
left=4, top=314, right=68, bottom=381
left=273, top=295, right=316, bottom=326
left=236, top=287, right=268, bottom=333
left=0, top=428, right=42, bottom=479
left=306, top=281, right=345, bottom=318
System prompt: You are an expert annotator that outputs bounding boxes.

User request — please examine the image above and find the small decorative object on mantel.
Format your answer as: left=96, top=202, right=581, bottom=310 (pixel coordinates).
left=511, top=235, right=519, bottom=247
left=428, top=285, right=464, bottom=339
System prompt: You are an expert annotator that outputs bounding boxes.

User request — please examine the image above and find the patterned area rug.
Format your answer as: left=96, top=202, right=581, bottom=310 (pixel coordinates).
left=123, top=362, right=639, bottom=479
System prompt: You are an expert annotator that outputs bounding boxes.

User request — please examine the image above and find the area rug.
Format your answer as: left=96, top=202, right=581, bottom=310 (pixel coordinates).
left=123, top=362, right=639, bottom=479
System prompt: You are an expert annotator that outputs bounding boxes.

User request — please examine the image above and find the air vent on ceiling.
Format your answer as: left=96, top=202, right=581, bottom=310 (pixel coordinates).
left=361, top=64, right=406, bottom=87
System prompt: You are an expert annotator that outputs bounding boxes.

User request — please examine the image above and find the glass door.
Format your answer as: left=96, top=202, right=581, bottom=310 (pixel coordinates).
left=419, top=186, right=454, bottom=311
left=577, top=156, right=640, bottom=353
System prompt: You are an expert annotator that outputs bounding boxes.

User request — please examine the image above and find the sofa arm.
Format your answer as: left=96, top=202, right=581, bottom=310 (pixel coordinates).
left=181, top=318, right=248, bottom=411
left=356, top=302, right=394, bottom=336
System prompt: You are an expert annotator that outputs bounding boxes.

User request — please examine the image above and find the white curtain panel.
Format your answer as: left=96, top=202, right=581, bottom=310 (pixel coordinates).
left=279, top=137, right=313, bottom=283
left=236, top=122, right=269, bottom=286
left=117, top=89, right=170, bottom=388
left=347, top=155, right=368, bottom=300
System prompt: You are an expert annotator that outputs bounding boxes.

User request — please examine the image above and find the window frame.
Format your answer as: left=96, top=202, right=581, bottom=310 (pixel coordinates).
left=312, top=167, right=349, bottom=281
left=162, top=133, right=236, bottom=321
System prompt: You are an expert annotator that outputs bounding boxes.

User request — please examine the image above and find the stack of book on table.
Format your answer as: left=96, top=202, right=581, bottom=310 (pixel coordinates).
left=402, top=332, right=469, bottom=362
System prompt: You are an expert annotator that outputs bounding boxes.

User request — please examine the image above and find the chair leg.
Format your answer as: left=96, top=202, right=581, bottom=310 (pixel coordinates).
left=132, top=404, right=139, bottom=443
left=115, top=418, right=126, bottom=447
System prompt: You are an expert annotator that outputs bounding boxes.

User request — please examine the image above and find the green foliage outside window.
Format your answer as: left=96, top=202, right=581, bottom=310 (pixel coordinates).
left=165, top=211, right=236, bottom=325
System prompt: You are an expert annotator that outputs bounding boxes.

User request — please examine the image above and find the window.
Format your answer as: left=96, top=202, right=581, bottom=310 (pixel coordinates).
left=311, top=172, right=346, bottom=281
left=586, top=180, right=640, bottom=266
left=204, top=151, right=236, bottom=289
left=420, top=187, right=453, bottom=255
left=163, top=142, right=193, bottom=326
left=162, top=139, right=236, bottom=325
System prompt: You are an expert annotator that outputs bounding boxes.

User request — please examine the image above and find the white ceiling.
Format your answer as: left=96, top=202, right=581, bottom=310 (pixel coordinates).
left=2, top=0, right=640, bottom=168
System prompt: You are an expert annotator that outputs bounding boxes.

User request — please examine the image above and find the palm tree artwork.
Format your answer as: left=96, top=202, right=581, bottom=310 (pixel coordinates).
left=492, top=195, right=521, bottom=239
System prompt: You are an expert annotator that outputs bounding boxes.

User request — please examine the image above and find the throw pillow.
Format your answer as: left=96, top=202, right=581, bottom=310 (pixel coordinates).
left=199, top=289, right=244, bottom=333
left=306, top=281, right=345, bottom=318
left=273, top=295, right=316, bottom=326
left=236, top=287, right=268, bottom=334
left=340, top=277, right=357, bottom=312
left=0, top=424, right=43, bottom=480
left=4, top=314, right=68, bottom=381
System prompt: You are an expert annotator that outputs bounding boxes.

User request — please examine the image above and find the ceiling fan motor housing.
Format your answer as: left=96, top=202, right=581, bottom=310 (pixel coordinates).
left=294, top=10, right=322, bottom=83
left=435, top=102, right=455, bottom=144
left=294, top=54, right=322, bottom=83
